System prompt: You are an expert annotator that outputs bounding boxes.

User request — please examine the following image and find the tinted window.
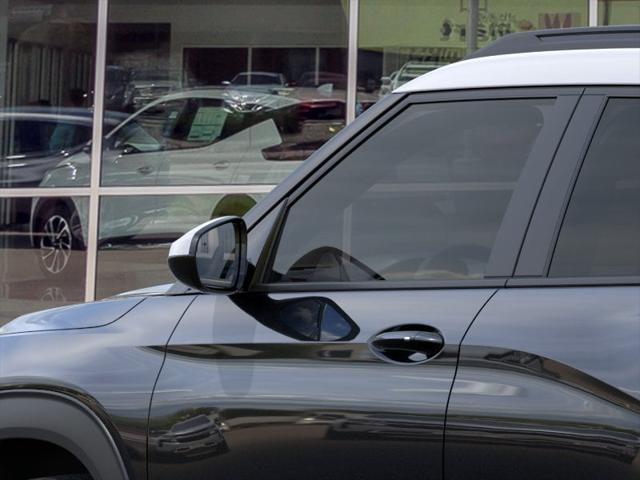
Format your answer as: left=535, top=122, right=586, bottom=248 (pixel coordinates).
left=270, top=98, right=557, bottom=283
left=550, top=98, right=640, bottom=277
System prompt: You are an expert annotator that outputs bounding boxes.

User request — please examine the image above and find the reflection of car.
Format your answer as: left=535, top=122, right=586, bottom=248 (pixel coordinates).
left=105, top=65, right=132, bottom=111
left=124, top=80, right=180, bottom=112
left=30, top=88, right=301, bottom=276
left=296, top=71, right=348, bottom=89
left=1, top=27, right=639, bottom=480
left=0, top=109, right=125, bottom=244
left=0, top=108, right=127, bottom=189
left=123, top=70, right=182, bottom=111
left=224, top=71, right=287, bottom=90
left=380, top=61, right=447, bottom=97
left=154, top=414, right=228, bottom=461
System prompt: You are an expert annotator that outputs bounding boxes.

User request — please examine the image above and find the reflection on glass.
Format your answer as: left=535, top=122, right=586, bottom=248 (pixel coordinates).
left=0, top=196, right=87, bottom=325
left=0, top=1, right=97, bottom=189
left=598, top=0, right=640, bottom=24
left=271, top=99, right=556, bottom=283
left=550, top=99, right=640, bottom=277
left=0, top=2, right=97, bottom=322
left=99, top=0, right=348, bottom=186
left=96, top=193, right=263, bottom=298
left=196, top=222, right=239, bottom=288
left=357, top=0, right=587, bottom=110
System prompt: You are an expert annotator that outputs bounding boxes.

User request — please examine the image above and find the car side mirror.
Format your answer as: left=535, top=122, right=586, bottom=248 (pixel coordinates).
left=221, top=80, right=231, bottom=86
left=168, top=216, right=247, bottom=293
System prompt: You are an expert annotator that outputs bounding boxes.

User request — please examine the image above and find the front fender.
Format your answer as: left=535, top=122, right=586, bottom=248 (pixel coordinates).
left=0, top=388, right=131, bottom=480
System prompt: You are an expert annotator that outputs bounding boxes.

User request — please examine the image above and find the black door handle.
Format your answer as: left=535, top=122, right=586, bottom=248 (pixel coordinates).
left=369, top=329, right=444, bottom=364
left=137, top=165, right=154, bottom=175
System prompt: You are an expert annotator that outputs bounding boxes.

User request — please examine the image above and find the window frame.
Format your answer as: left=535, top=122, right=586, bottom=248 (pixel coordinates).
left=511, top=86, right=640, bottom=288
left=247, top=87, right=583, bottom=293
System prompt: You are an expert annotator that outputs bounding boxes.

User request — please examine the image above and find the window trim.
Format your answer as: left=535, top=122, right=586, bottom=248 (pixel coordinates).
left=249, top=87, right=583, bottom=292
left=514, top=86, right=640, bottom=286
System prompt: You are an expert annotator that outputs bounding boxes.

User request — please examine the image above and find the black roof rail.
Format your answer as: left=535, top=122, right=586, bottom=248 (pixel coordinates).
left=466, top=25, right=640, bottom=59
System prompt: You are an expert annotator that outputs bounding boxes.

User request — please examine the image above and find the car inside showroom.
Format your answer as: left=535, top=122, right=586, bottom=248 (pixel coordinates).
left=0, top=0, right=638, bottom=325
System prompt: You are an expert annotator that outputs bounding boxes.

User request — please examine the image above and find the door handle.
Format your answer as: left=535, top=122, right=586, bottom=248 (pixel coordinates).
left=137, top=165, right=154, bottom=175
left=369, top=329, right=444, bottom=364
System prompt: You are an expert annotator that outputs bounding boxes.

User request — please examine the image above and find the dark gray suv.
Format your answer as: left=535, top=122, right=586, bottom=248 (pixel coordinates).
left=0, top=27, right=639, bottom=480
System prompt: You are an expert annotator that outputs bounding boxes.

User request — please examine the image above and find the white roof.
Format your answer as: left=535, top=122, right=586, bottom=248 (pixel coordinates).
left=395, top=48, right=640, bottom=93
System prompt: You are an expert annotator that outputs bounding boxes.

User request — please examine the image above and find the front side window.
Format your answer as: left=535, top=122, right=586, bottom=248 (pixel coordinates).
left=550, top=98, right=640, bottom=277
left=269, top=97, right=557, bottom=283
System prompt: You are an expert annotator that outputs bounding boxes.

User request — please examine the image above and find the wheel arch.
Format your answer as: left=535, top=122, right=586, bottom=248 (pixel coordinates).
left=0, top=388, right=132, bottom=480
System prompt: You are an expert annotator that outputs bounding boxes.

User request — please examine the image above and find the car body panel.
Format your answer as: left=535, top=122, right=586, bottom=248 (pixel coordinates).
left=146, top=289, right=495, bottom=479
left=445, top=287, right=640, bottom=479
left=0, top=297, right=143, bottom=334
left=0, top=294, right=197, bottom=479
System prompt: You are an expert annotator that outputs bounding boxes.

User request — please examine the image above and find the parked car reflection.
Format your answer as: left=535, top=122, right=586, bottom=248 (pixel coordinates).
left=153, top=413, right=229, bottom=462
left=0, top=107, right=126, bottom=188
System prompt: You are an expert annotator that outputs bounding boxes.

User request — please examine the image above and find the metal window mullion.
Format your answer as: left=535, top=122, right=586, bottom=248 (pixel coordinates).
left=84, top=0, right=109, bottom=303
left=589, top=0, right=598, bottom=26
left=346, top=0, right=359, bottom=124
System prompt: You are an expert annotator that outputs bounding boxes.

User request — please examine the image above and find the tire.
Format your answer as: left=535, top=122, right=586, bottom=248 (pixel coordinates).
left=35, top=203, right=85, bottom=278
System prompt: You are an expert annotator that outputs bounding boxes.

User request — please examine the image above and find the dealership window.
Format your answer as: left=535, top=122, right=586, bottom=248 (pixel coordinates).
left=96, top=193, right=264, bottom=298
left=0, top=195, right=88, bottom=321
left=0, top=1, right=97, bottom=323
left=0, top=0, right=606, bottom=324
left=103, top=0, right=349, bottom=187
left=357, top=0, right=588, bottom=112
left=598, top=0, right=640, bottom=24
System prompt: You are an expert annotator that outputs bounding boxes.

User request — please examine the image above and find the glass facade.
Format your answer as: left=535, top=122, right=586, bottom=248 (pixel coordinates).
left=598, top=0, right=640, bottom=24
left=0, top=0, right=599, bottom=323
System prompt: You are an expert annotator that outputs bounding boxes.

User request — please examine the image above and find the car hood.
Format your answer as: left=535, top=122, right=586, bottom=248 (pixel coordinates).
left=0, top=297, right=145, bottom=335
left=113, top=283, right=176, bottom=298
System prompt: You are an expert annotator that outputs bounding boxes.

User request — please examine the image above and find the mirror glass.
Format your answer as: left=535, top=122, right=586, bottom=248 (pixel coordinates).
left=195, top=222, right=239, bottom=288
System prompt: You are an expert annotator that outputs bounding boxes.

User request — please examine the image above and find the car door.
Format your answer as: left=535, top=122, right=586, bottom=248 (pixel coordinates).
left=445, top=88, right=640, bottom=479
left=148, top=88, right=580, bottom=480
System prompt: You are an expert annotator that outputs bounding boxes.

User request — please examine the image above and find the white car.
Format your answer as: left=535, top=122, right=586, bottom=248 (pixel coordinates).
left=31, top=88, right=303, bottom=276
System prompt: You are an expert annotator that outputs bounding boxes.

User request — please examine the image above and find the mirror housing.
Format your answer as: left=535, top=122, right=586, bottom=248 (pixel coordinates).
left=168, top=216, right=247, bottom=293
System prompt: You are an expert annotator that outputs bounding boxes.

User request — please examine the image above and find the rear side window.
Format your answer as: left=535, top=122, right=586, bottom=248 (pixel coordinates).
left=269, top=97, right=559, bottom=283
left=550, top=98, right=640, bottom=277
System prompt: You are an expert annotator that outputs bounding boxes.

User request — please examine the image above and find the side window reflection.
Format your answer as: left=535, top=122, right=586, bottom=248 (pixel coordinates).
left=270, top=99, right=556, bottom=283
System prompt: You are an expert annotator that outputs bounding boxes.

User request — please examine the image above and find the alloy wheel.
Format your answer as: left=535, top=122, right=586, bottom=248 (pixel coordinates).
left=39, top=214, right=73, bottom=275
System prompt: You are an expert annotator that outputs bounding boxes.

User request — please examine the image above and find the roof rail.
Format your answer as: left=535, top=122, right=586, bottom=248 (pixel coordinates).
left=466, top=25, right=640, bottom=59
